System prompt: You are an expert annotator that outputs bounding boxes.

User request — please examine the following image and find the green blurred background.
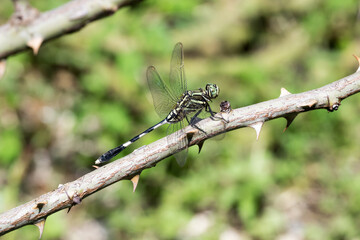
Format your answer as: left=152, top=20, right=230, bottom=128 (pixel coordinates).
left=1, top=0, right=360, bottom=239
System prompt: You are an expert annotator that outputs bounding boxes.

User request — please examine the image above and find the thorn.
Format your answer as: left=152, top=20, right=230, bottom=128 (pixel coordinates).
left=34, top=218, right=46, bottom=239
left=0, top=60, right=6, bottom=79
left=131, top=175, right=140, bottom=192
left=249, top=121, right=264, bottom=140
left=27, top=35, right=43, bottom=55
left=283, top=113, right=298, bottom=132
left=279, top=88, right=292, bottom=97
left=64, top=189, right=82, bottom=213
left=197, top=140, right=205, bottom=153
left=353, top=55, right=360, bottom=72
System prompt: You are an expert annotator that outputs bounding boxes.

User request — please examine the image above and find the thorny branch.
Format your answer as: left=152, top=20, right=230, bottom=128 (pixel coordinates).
left=10, top=0, right=40, bottom=26
left=0, top=0, right=143, bottom=60
left=1, top=66, right=360, bottom=237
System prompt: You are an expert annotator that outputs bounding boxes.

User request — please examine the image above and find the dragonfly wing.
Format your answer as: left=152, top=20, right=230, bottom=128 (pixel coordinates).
left=169, top=42, right=187, bottom=98
left=147, top=66, right=177, bottom=119
left=174, top=149, right=188, bottom=167
left=167, top=121, right=188, bottom=167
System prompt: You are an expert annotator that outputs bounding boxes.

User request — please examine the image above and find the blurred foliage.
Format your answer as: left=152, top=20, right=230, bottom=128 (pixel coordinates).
left=1, top=0, right=360, bottom=239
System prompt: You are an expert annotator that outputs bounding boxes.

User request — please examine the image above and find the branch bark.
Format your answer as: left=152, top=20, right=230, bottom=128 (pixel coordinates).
left=0, top=0, right=143, bottom=60
left=1, top=68, right=359, bottom=236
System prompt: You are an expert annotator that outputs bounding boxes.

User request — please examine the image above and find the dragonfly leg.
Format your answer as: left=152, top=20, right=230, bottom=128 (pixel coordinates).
left=206, top=103, right=228, bottom=122
left=190, top=109, right=203, bottom=124
left=188, top=110, right=207, bottom=135
left=206, top=103, right=217, bottom=116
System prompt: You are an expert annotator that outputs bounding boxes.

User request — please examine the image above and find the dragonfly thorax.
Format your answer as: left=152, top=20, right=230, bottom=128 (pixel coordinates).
left=165, top=93, right=192, bottom=123
left=165, top=84, right=219, bottom=124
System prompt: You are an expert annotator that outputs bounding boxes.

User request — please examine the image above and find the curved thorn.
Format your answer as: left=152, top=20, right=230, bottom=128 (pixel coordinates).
left=131, top=175, right=140, bottom=192
left=0, top=60, right=6, bottom=79
left=283, top=113, right=298, bottom=132
left=27, top=35, right=43, bottom=55
left=353, top=54, right=360, bottom=72
left=197, top=140, right=205, bottom=153
left=34, top=218, right=46, bottom=239
left=279, top=87, right=292, bottom=97
left=249, top=121, right=264, bottom=140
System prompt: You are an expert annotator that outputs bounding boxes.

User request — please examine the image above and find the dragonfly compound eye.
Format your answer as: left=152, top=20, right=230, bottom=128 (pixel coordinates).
left=206, top=84, right=219, bottom=98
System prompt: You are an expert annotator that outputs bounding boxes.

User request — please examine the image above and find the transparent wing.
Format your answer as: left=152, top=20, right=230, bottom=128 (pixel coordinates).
left=147, top=66, right=178, bottom=119
left=174, top=147, right=188, bottom=167
left=167, top=121, right=188, bottom=167
left=169, top=42, right=187, bottom=98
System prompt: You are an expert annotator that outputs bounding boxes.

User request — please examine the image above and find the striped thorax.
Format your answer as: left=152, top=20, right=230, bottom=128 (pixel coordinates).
left=165, top=83, right=219, bottom=123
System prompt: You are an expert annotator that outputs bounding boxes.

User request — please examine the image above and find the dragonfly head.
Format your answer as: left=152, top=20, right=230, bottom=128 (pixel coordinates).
left=205, top=84, right=219, bottom=99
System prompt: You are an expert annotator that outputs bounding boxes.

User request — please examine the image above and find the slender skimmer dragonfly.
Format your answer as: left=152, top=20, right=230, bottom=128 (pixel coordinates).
left=95, top=42, right=219, bottom=165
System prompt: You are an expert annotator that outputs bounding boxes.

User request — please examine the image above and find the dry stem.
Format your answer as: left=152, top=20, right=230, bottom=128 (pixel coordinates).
left=1, top=70, right=359, bottom=236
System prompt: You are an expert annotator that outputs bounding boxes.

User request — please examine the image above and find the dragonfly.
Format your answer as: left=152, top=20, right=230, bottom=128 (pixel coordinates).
left=95, top=42, right=220, bottom=166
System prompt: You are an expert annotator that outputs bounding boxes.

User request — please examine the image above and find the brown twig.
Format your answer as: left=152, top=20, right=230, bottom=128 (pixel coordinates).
left=1, top=67, right=360, bottom=236
left=0, top=0, right=143, bottom=59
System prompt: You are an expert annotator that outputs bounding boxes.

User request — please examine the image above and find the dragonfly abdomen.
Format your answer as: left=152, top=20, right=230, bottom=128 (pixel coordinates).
left=95, top=119, right=167, bottom=164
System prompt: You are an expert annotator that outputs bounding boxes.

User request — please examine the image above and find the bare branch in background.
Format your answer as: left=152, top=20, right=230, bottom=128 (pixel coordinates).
left=1, top=64, right=360, bottom=236
left=10, top=0, right=40, bottom=26
left=0, top=0, right=143, bottom=59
